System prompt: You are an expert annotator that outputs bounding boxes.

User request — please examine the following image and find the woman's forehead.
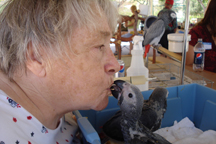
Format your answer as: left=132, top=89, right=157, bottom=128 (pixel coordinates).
left=73, top=18, right=112, bottom=40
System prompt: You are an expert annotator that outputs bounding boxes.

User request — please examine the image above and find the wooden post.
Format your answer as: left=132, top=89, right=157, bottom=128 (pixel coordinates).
left=133, top=11, right=138, bottom=35
left=117, top=21, right=122, bottom=60
left=153, top=49, right=156, bottom=63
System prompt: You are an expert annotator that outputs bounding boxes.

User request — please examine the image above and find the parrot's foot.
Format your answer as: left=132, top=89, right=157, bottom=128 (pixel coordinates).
left=152, top=44, right=161, bottom=50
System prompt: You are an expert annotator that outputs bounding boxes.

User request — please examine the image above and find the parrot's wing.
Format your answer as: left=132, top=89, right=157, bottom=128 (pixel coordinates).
left=102, top=110, right=124, bottom=141
left=142, top=29, right=147, bottom=47
left=143, top=19, right=165, bottom=46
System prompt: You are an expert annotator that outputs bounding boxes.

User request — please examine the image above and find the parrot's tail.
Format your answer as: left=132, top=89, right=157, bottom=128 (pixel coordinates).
left=144, top=44, right=151, bottom=58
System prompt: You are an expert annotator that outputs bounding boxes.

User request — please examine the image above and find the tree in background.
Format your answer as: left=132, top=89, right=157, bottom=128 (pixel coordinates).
left=112, top=0, right=209, bottom=23
left=189, top=0, right=208, bottom=17
left=111, top=0, right=149, bottom=16
left=158, top=0, right=209, bottom=22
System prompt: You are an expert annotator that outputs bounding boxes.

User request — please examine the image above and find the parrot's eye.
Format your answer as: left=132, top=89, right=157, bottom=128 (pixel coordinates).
left=128, top=93, right=133, bottom=98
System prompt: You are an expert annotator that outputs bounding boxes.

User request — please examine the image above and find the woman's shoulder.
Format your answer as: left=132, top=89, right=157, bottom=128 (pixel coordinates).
left=189, top=25, right=206, bottom=33
left=189, top=25, right=209, bottom=39
left=189, top=25, right=208, bottom=46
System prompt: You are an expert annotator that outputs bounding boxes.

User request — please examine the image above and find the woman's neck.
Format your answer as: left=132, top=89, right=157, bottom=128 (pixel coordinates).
left=0, top=71, right=62, bottom=129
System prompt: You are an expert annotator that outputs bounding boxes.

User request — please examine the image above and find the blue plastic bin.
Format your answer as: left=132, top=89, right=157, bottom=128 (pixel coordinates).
left=78, top=83, right=216, bottom=143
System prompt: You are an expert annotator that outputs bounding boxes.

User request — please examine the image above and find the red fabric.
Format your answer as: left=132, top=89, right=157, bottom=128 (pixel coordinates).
left=144, top=44, right=151, bottom=58
left=189, top=25, right=216, bottom=73
left=165, top=0, right=174, bottom=5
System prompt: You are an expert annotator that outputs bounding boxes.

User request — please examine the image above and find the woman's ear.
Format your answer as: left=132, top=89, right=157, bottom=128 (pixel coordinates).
left=26, top=44, right=46, bottom=77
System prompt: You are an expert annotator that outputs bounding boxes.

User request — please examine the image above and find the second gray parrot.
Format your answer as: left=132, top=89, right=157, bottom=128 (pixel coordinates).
left=143, top=10, right=177, bottom=58
left=108, top=80, right=171, bottom=144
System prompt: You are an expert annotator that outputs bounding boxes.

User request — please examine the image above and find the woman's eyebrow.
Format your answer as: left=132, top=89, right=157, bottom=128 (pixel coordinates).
left=83, top=30, right=111, bottom=48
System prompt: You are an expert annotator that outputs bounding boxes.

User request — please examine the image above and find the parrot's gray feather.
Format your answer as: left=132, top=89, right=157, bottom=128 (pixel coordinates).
left=107, top=80, right=171, bottom=144
left=103, top=85, right=168, bottom=142
left=143, top=9, right=177, bottom=48
left=143, top=19, right=165, bottom=46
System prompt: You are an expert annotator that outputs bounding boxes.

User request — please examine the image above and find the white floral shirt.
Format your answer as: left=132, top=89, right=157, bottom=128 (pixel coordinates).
left=0, top=90, right=80, bottom=144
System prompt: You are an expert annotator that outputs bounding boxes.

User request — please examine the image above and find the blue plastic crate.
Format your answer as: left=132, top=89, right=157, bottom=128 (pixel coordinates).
left=78, top=83, right=216, bottom=143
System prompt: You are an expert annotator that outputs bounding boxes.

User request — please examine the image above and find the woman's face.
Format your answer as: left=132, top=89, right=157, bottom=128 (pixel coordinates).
left=45, top=17, right=120, bottom=112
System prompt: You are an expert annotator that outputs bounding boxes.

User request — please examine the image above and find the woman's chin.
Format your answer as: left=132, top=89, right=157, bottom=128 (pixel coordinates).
left=93, top=96, right=109, bottom=111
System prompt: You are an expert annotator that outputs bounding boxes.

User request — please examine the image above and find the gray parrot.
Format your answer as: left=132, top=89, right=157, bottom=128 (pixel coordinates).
left=108, top=80, right=171, bottom=144
left=143, top=10, right=177, bottom=58
left=103, top=82, right=168, bottom=142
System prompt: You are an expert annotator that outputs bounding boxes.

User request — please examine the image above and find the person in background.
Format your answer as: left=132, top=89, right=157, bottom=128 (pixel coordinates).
left=186, top=0, right=216, bottom=73
left=114, top=5, right=140, bottom=55
left=0, top=0, right=120, bottom=143
left=158, top=0, right=178, bottom=50
left=124, top=5, right=141, bottom=35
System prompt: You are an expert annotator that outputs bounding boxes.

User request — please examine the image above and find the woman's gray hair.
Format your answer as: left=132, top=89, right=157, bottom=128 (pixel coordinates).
left=0, top=0, right=120, bottom=80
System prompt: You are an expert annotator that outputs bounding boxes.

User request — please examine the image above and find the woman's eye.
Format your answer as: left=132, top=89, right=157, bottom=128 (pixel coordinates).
left=98, top=45, right=105, bottom=50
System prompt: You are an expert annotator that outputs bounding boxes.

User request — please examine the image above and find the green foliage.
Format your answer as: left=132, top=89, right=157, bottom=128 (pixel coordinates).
left=152, top=0, right=164, bottom=16
left=155, top=0, right=209, bottom=22
left=0, top=0, right=7, bottom=13
left=189, top=0, right=208, bottom=17
left=129, top=0, right=148, bottom=5
left=113, top=0, right=209, bottom=23
left=159, top=0, right=208, bottom=17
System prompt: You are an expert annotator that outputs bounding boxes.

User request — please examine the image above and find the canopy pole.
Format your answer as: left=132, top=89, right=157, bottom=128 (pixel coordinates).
left=180, top=0, right=190, bottom=85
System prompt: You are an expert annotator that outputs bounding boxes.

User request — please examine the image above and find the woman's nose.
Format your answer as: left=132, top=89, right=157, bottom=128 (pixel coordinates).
left=105, top=48, right=120, bottom=75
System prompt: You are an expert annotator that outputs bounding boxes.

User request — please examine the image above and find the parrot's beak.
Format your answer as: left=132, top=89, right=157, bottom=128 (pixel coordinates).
left=110, top=80, right=125, bottom=99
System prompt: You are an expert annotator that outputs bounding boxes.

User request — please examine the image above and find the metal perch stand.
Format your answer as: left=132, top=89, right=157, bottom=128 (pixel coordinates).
left=147, top=0, right=190, bottom=85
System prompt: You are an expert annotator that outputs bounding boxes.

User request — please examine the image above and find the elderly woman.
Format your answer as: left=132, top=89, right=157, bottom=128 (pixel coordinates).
left=0, top=0, right=120, bottom=143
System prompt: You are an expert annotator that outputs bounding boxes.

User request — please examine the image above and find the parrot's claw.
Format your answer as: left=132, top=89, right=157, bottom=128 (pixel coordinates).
left=157, top=44, right=162, bottom=48
left=152, top=44, right=161, bottom=50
